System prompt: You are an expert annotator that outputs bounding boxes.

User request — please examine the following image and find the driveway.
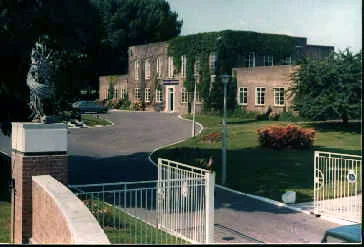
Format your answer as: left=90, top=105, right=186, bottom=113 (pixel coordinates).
left=68, top=111, right=193, bottom=184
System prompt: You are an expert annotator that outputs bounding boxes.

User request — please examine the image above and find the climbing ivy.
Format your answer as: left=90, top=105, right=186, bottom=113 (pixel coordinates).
left=167, top=30, right=296, bottom=111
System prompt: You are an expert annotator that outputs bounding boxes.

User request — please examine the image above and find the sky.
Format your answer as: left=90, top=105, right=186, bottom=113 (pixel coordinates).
left=167, top=0, right=362, bottom=52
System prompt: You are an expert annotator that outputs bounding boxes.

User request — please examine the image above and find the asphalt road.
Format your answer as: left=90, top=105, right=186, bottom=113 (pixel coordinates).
left=68, top=111, right=193, bottom=184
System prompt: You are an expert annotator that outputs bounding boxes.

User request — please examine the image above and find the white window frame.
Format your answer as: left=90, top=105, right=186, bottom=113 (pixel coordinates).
left=156, top=89, right=162, bottom=103
left=168, top=56, right=174, bottom=78
left=181, top=87, right=189, bottom=104
left=121, top=88, right=127, bottom=99
left=114, top=88, right=118, bottom=99
left=248, top=52, right=256, bottom=67
left=209, top=52, right=217, bottom=73
left=263, top=56, right=274, bottom=66
left=181, top=55, right=187, bottom=78
left=273, top=88, right=285, bottom=106
left=156, top=56, right=162, bottom=78
left=134, top=60, right=140, bottom=80
left=145, top=88, right=151, bottom=102
left=238, top=87, right=248, bottom=105
left=145, top=59, right=151, bottom=80
left=255, top=87, right=266, bottom=105
left=134, top=88, right=141, bottom=101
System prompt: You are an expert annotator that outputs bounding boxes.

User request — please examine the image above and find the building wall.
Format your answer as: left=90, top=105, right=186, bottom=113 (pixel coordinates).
left=233, top=65, right=299, bottom=114
left=304, top=45, right=334, bottom=60
left=99, top=75, right=128, bottom=101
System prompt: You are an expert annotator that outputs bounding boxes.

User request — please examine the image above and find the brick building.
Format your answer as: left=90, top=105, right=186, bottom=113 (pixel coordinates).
left=99, top=31, right=334, bottom=114
left=99, top=74, right=128, bottom=101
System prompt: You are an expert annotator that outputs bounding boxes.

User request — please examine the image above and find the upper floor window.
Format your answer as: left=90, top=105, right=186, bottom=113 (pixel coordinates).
left=255, top=87, right=266, bottom=105
left=209, top=52, right=217, bottom=73
left=274, top=88, right=285, bottom=106
left=134, top=60, right=140, bottom=80
left=264, top=56, right=274, bottom=66
left=145, top=59, right=151, bottom=80
left=181, top=88, right=189, bottom=103
left=285, top=56, right=292, bottom=65
left=145, top=88, right=151, bottom=102
left=156, top=56, right=162, bottom=78
left=238, top=87, right=248, bottom=105
left=168, top=56, right=174, bottom=78
left=134, top=88, right=141, bottom=101
left=194, top=57, right=200, bottom=77
left=181, top=55, right=187, bottom=78
left=247, top=52, right=256, bottom=67
left=156, top=89, right=162, bottom=103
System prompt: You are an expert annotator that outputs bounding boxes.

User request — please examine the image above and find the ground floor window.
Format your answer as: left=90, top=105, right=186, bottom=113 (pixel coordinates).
left=156, top=89, right=162, bottom=103
left=274, top=88, right=285, bottom=106
left=255, top=87, right=265, bottom=105
left=181, top=88, right=189, bottom=103
left=121, top=88, right=127, bottom=99
left=238, top=87, right=248, bottom=105
left=145, top=88, right=151, bottom=102
left=114, top=88, right=119, bottom=99
left=134, top=88, right=141, bottom=101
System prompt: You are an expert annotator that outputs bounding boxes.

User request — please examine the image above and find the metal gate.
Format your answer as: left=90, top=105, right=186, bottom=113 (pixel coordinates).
left=69, top=158, right=215, bottom=244
left=314, top=151, right=362, bottom=222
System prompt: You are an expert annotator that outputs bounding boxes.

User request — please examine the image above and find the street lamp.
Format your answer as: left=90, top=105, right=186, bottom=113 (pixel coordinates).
left=220, top=74, right=230, bottom=185
left=192, top=75, right=198, bottom=137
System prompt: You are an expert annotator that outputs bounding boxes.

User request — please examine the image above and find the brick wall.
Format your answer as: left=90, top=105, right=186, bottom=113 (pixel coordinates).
left=31, top=175, right=109, bottom=244
left=11, top=152, right=68, bottom=243
left=99, top=75, right=128, bottom=101
left=233, top=65, right=299, bottom=114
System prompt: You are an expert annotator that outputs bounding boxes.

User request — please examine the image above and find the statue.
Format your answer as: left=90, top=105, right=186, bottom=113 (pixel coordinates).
left=26, top=40, right=56, bottom=123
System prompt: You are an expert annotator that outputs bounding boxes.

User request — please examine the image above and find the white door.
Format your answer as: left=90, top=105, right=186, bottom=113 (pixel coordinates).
left=166, top=86, right=175, bottom=112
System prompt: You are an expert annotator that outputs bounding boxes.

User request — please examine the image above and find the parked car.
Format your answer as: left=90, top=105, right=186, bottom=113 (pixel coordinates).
left=72, top=101, right=107, bottom=114
left=321, top=224, right=362, bottom=243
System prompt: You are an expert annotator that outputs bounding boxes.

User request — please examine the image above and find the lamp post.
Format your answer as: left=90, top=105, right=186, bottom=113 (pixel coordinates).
left=220, top=74, right=230, bottom=185
left=192, top=75, right=198, bottom=137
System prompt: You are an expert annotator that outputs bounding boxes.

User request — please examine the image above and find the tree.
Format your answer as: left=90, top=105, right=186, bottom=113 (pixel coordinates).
left=291, top=49, right=362, bottom=124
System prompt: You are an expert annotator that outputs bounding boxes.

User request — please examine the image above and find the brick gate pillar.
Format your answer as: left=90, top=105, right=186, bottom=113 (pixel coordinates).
left=10, top=123, right=68, bottom=243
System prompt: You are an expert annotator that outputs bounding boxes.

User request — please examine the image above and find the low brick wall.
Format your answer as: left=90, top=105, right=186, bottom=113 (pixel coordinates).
left=31, top=175, right=110, bottom=244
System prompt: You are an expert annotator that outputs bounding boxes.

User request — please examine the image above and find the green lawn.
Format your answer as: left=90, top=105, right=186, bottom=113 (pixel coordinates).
left=152, top=115, right=361, bottom=203
left=81, top=114, right=112, bottom=127
left=0, top=202, right=10, bottom=243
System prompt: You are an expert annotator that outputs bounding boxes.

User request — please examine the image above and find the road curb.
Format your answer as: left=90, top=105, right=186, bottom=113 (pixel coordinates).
left=147, top=114, right=204, bottom=167
left=215, top=184, right=356, bottom=226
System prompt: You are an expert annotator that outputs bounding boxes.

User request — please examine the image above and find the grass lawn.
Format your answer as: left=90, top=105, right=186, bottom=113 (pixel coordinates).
left=0, top=201, right=10, bottom=243
left=82, top=199, right=187, bottom=244
left=152, top=114, right=361, bottom=203
left=81, top=114, right=112, bottom=127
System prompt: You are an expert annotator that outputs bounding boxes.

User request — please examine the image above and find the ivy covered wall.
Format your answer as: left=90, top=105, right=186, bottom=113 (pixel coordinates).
left=167, top=30, right=296, bottom=111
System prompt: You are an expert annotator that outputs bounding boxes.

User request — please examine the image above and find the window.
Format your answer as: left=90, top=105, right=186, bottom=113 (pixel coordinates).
left=114, top=88, right=118, bottom=99
left=145, top=59, right=151, bottom=80
left=134, top=88, right=141, bottom=101
left=181, top=88, right=189, bottom=103
left=255, top=87, right=265, bottom=105
left=156, top=57, right=162, bottom=78
left=156, top=89, right=162, bottom=103
left=238, top=87, right=248, bottom=105
left=247, top=52, right=255, bottom=67
left=181, top=55, right=187, bottom=78
left=274, top=88, right=285, bottom=106
left=134, top=60, right=140, bottom=80
left=264, top=56, right=273, bottom=66
left=168, top=56, right=174, bottom=78
left=209, top=52, right=217, bottom=73
left=145, top=88, right=151, bottom=102
left=121, top=88, right=127, bottom=99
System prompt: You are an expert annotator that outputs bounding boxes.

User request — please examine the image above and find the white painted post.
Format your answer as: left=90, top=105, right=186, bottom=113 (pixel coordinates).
left=205, top=171, right=215, bottom=243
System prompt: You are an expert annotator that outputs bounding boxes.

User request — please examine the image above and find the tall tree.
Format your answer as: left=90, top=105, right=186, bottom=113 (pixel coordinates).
left=291, top=49, right=362, bottom=124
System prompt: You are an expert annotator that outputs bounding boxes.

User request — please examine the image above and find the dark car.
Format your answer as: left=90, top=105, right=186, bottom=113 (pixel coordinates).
left=321, top=224, right=362, bottom=243
left=72, top=101, right=107, bottom=114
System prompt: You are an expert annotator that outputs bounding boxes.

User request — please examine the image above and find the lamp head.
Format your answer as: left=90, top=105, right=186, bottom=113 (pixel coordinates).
left=220, top=74, right=230, bottom=84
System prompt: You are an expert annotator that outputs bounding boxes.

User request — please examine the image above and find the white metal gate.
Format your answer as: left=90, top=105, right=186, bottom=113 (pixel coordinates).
left=69, top=158, right=215, bottom=244
left=314, top=151, right=362, bottom=222
left=157, top=158, right=215, bottom=244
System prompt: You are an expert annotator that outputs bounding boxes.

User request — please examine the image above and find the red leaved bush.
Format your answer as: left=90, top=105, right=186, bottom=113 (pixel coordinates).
left=201, top=132, right=221, bottom=144
left=257, top=125, right=315, bottom=150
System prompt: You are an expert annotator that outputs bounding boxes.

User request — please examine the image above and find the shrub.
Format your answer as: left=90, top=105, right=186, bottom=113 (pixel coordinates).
left=255, top=106, right=273, bottom=121
left=131, top=102, right=145, bottom=111
left=257, top=125, right=315, bottom=150
left=115, top=98, right=131, bottom=109
left=228, top=108, right=257, bottom=119
left=201, top=132, right=221, bottom=144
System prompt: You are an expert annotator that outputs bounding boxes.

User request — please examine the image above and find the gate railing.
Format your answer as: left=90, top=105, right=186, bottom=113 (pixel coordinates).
left=314, top=151, right=362, bottom=223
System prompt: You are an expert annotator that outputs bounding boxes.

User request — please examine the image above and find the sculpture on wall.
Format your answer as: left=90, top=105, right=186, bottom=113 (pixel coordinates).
left=26, top=40, right=55, bottom=123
